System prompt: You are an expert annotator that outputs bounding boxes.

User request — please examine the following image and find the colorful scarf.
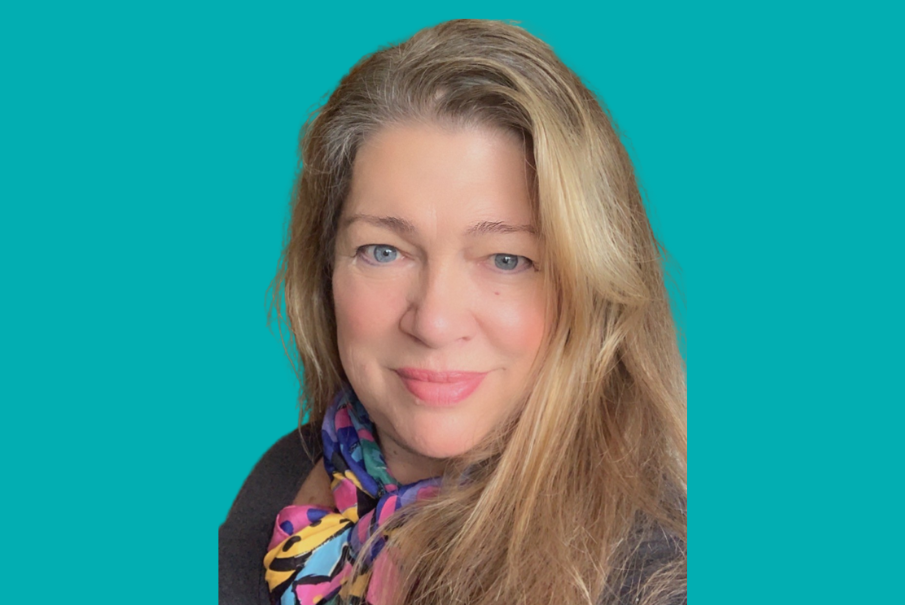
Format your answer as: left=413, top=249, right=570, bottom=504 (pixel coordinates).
left=264, top=383, right=441, bottom=605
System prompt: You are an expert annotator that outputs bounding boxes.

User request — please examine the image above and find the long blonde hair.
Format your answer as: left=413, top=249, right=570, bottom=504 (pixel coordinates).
left=271, top=19, right=686, bottom=605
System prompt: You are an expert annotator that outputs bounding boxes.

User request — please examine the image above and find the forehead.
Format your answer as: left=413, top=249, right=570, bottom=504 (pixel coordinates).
left=341, top=122, right=535, bottom=231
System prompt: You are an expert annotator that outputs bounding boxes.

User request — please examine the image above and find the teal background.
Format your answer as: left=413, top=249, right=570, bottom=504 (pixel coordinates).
left=2, top=2, right=902, bottom=603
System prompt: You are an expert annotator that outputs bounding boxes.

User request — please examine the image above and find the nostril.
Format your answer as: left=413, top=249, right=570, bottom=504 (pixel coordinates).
left=399, top=278, right=476, bottom=349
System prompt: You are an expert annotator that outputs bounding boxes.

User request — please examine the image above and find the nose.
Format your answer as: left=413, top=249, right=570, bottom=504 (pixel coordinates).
left=399, top=261, right=476, bottom=349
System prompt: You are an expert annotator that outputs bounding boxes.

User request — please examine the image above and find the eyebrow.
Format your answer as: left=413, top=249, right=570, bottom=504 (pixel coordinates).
left=342, top=213, right=537, bottom=237
left=342, top=214, right=416, bottom=236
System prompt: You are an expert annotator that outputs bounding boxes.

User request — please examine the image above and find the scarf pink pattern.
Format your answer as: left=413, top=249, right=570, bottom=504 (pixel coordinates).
left=263, top=383, right=440, bottom=605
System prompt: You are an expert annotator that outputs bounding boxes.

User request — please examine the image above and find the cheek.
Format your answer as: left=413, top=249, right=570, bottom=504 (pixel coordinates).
left=332, top=270, right=406, bottom=350
left=488, top=286, right=548, bottom=358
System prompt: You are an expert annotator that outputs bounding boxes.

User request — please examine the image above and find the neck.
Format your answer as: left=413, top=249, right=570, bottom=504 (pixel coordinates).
left=375, top=426, right=447, bottom=484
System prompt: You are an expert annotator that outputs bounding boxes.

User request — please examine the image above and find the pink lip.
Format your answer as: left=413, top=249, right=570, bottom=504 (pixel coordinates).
left=395, top=368, right=488, bottom=406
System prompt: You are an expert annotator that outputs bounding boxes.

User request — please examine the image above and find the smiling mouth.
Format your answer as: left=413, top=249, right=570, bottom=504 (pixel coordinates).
left=394, top=368, right=488, bottom=406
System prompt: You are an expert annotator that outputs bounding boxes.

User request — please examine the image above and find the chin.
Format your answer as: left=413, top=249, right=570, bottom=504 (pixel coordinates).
left=405, top=425, right=481, bottom=460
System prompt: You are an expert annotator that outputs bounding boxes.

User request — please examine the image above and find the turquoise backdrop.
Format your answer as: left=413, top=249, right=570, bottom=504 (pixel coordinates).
left=2, top=2, right=902, bottom=604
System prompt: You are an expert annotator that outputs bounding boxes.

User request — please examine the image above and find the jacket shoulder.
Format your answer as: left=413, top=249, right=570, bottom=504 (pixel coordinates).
left=219, top=424, right=323, bottom=605
left=610, top=523, right=687, bottom=605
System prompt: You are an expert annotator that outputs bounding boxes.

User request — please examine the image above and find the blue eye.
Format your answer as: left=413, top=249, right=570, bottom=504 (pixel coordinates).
left=361, top=244, right=398, bottom=264
left=493, top=254, right=531, bottom=272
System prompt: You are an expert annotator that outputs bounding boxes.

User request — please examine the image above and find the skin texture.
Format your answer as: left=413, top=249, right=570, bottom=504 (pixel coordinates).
left=330, top=122, right=549, bottom=485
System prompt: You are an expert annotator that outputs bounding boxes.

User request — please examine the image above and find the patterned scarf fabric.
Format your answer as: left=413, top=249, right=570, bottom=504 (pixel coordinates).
left=264, top=383, right=441, bottom=605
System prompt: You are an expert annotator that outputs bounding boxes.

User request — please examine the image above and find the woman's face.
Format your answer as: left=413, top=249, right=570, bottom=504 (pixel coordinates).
left=332, top=122, right=548, bottom=483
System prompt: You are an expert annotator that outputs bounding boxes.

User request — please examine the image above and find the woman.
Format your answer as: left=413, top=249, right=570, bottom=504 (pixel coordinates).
left=220, top=19, right=686, bottom=605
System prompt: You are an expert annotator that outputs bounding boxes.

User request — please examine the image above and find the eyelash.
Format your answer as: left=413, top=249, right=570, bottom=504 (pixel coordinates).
left=354, top=244, right=536, bottom=273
